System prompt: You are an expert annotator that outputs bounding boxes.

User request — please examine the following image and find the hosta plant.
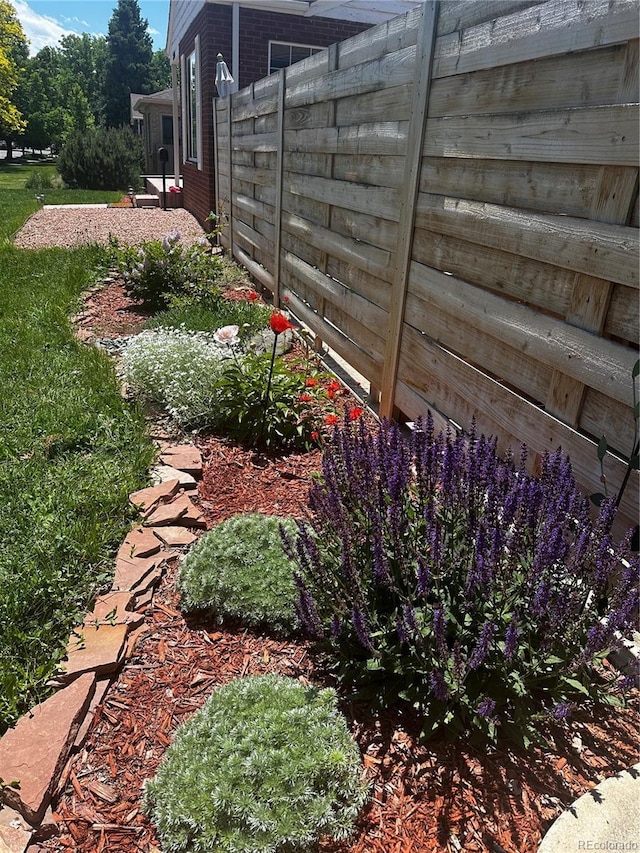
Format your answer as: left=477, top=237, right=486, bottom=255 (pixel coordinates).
left=282, top=415, right=639, bottom=746
left=143, top=675, right=369, bottom=853
left=177, top=513, right=299, bottom=635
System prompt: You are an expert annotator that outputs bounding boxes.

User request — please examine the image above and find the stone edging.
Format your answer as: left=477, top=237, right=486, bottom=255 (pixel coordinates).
left=0, top=445, right=206, bottom=852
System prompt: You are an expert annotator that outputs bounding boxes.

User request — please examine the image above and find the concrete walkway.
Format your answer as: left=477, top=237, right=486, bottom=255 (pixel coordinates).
left=538, top=762, right=640, bottom=852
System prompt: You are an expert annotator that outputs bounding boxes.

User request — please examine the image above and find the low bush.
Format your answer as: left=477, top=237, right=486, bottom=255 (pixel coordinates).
left=57, top=126, right=143, bottom=191
left=143, top=675, right=368, bottom=853
left=112, top=232, right=225, bottom=310
left=146, top=291, right=272, bottom=337
left=178, top=513, right=299, bottom=634
left=24, top=170, right=57, bottom=190
left=122, top=328, right=231, bottom=428
left=282, top=415, right=639, bottom=746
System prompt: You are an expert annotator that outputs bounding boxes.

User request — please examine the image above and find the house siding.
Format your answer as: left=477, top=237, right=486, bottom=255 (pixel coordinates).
left=178, top=2, right=370, bottom=229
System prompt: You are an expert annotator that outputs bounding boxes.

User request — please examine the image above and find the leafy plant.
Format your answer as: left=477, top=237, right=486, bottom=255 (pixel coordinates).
left=146, top=290, right=272, bottom=338
left=282, top=415, right=639, bottom=747
left=122, top=327, right=231, bottom=428
left=24, top=170, right=56, bottom=190
left=57, top=126, right=143, bottom=191
left=111, top=231, right=225, bottom=310
left=143, top=675, right=369, bottom=853
left=177, top=513, right=300, bottom=635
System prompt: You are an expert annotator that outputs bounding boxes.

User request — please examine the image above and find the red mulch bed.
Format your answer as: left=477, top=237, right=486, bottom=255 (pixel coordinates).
left=44, top=281, right=640, bottom=853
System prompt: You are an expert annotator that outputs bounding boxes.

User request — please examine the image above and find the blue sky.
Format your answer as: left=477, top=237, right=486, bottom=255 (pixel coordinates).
left=14, top=0, right=170, bottom=55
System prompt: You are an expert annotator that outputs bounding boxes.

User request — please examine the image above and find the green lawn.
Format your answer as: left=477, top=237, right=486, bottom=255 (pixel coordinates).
left=0, top=180, right=154, bottom=732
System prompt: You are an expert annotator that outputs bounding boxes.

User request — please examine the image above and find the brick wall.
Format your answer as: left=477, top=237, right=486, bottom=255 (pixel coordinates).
left=238, top=8, right=370, bottom=89
left=179, top=3, right=372, bottom=228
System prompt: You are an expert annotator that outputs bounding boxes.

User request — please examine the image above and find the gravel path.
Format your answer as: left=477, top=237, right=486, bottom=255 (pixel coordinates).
left=12, top=206, right=206, bottom=249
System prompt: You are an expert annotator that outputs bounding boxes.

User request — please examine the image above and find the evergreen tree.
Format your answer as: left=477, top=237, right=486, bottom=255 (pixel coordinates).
left=149, top=49, right=171, bottom=92
left=103, top=0, right=153, bottom=128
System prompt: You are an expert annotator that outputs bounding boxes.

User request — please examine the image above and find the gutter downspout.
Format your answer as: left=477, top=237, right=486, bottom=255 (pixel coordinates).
left=232, top=3, right=239, bottom=93
left=171, top=62, right=180, bottom=188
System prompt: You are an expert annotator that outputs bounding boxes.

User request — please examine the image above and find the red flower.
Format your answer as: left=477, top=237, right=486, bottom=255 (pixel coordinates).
left=327, top=380, right=341, bottom=393
left=305, top=377, right=319, bottom=387
left=270, top=312, right=294, bottom=335
left=299, top=393, right=313, bottom=403
left=348, top=406, right=364, bottom=421
left=324, top=414, right=340, bottom=426
left=248, top=291, right=259, bottom=301
left=311, top=431, right=320, bottom=441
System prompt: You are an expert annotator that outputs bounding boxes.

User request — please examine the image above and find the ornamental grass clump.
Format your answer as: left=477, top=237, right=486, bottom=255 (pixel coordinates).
left=177, top=514, right=299, bottom=635
left=122, top=328, right=231, bottom=428
left=282, top=415, right=639, bottom=746
left=143, top=675, right=369, bottom=853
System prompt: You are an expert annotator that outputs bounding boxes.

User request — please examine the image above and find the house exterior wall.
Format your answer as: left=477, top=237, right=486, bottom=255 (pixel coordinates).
left=178, top=2, right=370, bottom=228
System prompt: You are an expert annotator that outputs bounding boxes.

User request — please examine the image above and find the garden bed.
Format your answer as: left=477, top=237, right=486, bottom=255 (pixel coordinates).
left=39, top=280, right=639, bottom=853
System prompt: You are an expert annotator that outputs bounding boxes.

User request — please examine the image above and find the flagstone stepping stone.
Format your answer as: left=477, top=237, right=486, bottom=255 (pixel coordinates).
left=73, top=678, right=112, bottom=750
left=83, top=591, right=143, bottom=628
left=112, top=554, right=158, bottom=592
left=128, top=478, right=181, bottom=512
left=143, top=494, right=189, bottom=526
left=0, top=806, right=32, bottom=852
left=144, top=493, right=206, bottom=528
left=119, top=526, right=162, bottom=559
left=158, top=444, right=203, bottom=478
left=0, top=673, right=95, bottom=825
left=152, top=526, right=198, bottom=547
left=150, top=464, right=197, bottom=489
left=59, top=623, right=130, bottom=682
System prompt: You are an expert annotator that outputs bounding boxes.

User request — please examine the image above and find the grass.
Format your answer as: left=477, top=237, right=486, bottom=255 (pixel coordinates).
left=0, top=179, right=154, bottom=732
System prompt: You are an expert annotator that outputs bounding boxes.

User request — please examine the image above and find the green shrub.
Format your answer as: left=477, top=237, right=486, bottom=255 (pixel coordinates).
left=112, top=232, right=225, bottom=310
left=24, top=170, right=56, bottom=190
left=178, top=514, right=299, bottom=634
left=147, top=292, right=273, bottom=338
left=57, top=126, right=143, bottom=191
left=143, top=675, right=368, bottom=853
left=122, top=328, right=231, bottom=428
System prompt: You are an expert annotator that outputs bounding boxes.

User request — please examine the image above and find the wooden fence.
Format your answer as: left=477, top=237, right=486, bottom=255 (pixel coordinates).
left=214, top=0, right=639, bottom=533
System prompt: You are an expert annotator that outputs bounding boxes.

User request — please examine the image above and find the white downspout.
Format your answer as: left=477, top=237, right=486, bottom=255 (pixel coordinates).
left=171, top=62, right=180, bottom=187
left=232, top=3, right=240, bottom=93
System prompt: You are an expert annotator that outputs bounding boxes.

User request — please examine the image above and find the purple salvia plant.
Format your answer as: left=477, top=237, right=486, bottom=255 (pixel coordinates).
left=283, top=415, right=639, bottom=744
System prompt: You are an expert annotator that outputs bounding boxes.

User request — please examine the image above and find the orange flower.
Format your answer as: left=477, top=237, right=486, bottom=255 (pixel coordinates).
left=327, top=380, right=341, bottom=393
left=305, top=377, right=319, bottom=387
left=348, top=407, right=364, bottom=421
left=324, top=414, right=340, bottom=426
left=299, top=393, right=313, bottom=403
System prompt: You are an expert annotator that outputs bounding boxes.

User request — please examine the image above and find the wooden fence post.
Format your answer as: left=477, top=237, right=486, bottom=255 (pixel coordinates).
left=273, top=69, right=286, bottom=308
left=379, top=0, right=439, bottom=421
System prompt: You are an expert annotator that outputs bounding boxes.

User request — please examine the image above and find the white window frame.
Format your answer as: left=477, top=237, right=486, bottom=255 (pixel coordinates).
left=183, top=36, right=202, bottom=169
left=268, top=41, right=324, bottom=75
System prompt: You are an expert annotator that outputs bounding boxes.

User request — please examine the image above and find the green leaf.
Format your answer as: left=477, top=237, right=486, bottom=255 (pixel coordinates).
left=562, top=677, right=590, bottom=696
left=597, top=435, right=608, bottom=461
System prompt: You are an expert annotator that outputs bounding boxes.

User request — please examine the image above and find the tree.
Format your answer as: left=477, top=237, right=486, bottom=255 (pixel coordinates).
left=58, top=33, right=107, bottom=125
left=149, top=49, right=171, bottom=92
left=0, top=1, right=28, bottom=153
left=103, top=0, right=153, bottom=128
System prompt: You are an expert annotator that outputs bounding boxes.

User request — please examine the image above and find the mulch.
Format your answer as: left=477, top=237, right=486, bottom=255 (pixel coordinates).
left=40, top=280, right=640, bottom=853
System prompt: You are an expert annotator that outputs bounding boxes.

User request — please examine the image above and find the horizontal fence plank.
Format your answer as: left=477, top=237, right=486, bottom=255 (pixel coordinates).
left=432, top=0, right=640, bottom=79
left=396, top=324, right=638, bottom=528
left=335, top=85, right=412, bottom=127
left=414, top=194, right=640, bottom=287
left=437, top=0, right=546, bottom=36
left=232, top=164, right=276, bottom=188
left=233, top=245, right=274, bottom=291
left=605, top=284, right=639, bottom=343
left=286, top=44, right=417, bottom=109
left=424, top=104, right=639, bottom=166
left=428, top=43, right=631, bottom=118
left=330, top=206, right=399, bottom=254
left=332, top=153, right=405, bottom=188
left=234, top=193, right=275, bottom=227
left=284, top=122, right=409, bottom=155
left=337, top=6, right=420, bottom=70
left=419, top=157, right=613, bottom=218
left=282, top=210, right=396, bottom=282
left=412, top=227, right=573, bottom=316
left=580, top=389, right=636, bottom=457
left=407, top=260, right=637, bottom=406
left=285, top=173, right=400, bottom=220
